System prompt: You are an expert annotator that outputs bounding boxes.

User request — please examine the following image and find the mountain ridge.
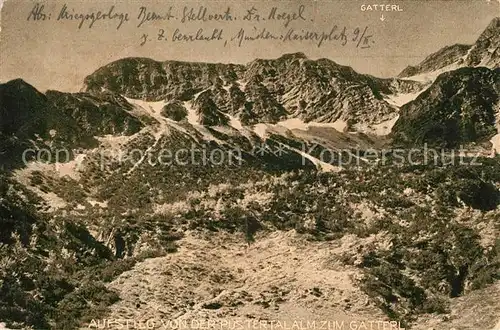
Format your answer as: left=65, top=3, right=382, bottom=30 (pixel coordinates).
left=398, top=17, right=500, bottom=79
left=82, top=53, right=425, bottom=131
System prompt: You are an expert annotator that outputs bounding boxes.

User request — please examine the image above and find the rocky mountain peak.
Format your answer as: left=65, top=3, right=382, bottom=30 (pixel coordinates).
left=398, top=17, right=500, bottom=79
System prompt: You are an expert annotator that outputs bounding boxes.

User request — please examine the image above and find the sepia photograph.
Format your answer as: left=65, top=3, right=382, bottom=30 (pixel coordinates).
left=0, top=0, right=499, bottom=329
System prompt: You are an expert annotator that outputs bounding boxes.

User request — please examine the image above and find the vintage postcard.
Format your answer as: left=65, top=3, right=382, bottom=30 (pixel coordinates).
left=0, top=0, right=499, bottom=329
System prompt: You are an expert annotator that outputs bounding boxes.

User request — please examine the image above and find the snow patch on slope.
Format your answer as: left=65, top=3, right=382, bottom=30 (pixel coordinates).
left=125, top=97, right=170, bottom=139
left=491, top=110, right=500, bottom=155
left=277, top=118, right=350, bottom=133
left=126, top=91, right=223, bottom=145
left=353, top=115, right=400, bottom=136
left=383, top=90, right=425, bottom=107
left=253, top=124, right=270, bottom=139
left=324, top=119, right=348, bottom=132
left=277, top=118, right=309, bottom=131
left=181, top=98, right=226, bottom=144
left=96, top=134, right=132, bottom=149
left=124, top=97, right=172, bottom=174
left=491, top=109, right=500, bottom=156
left=224, top=113, right=258, bottom=143
left=125, top=98, right=166, bottom=115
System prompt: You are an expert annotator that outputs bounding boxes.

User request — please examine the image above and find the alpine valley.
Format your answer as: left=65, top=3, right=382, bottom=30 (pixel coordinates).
left=0, top=17, right=499, bottom=330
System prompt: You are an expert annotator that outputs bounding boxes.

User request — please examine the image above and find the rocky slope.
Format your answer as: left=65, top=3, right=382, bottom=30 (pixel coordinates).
left=392, top=67, right=500, bottom=148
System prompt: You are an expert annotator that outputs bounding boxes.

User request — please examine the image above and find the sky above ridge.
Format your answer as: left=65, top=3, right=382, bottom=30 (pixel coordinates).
left=0, top=0, right=498, bottom=92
